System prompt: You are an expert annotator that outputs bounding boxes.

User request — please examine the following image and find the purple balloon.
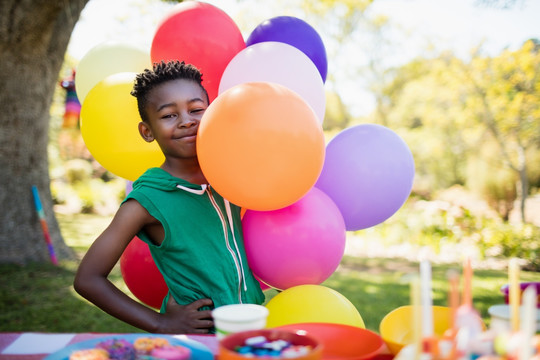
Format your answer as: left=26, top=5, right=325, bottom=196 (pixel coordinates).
left=315, top=124, right=415, bottom=231
left=246, top=16, right=328, bottom=83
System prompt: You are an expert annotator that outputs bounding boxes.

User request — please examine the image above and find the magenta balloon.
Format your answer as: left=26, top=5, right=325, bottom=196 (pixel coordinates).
left=315, top=124, right=415, bottom=231
left=246, top=16, right=327, bottom=82
left=242, top=187, right=346, bottom=290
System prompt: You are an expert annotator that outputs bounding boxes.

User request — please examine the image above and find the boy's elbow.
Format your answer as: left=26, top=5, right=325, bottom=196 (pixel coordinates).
left=73, top=272, right=85, bottom=296
left=73, top=269, right=92, bottom=298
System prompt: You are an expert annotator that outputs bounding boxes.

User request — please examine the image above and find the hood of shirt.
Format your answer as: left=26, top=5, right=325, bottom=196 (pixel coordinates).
left=131, top=167, right=206, bottom=193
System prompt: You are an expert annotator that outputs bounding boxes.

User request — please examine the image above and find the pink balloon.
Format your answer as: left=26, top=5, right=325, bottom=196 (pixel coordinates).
left=219, top=42, right=326, bottom=123
left=242, top=187, right=346, bottom=290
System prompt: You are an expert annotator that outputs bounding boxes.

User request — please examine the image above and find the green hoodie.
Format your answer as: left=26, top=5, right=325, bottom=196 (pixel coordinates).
left=123, top=167, right=264, bottom=312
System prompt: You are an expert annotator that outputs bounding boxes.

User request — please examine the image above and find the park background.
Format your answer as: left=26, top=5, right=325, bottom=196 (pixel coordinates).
left=1, top=0, right=540, bottom=333
left=55, top=0, right=540, bottom=267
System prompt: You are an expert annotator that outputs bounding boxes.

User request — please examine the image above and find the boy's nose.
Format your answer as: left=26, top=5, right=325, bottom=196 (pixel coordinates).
left=178, top=113, right=197, bottom=127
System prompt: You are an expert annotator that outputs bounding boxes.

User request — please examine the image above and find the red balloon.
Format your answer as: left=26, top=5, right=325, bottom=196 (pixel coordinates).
left=120, top=237, right=168, bottom=309
left=151, top=2, right=245, bottom=102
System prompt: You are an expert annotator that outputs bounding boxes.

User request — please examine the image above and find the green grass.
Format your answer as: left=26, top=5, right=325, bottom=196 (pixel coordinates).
left=1, top=213, right=539, bottom=333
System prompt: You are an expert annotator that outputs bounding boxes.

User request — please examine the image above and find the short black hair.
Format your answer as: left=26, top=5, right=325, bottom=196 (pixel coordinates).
left=131, top=60, right=209, bottom=122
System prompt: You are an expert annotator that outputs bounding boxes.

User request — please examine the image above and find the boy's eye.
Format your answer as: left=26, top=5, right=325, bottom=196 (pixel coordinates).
left=161, top=113, right=177, bottom=119
left=191, top=108, right=206, bottom=114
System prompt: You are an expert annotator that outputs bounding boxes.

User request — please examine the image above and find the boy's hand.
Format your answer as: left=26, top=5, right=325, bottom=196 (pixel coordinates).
left=159, top=296, right=214, bottom=334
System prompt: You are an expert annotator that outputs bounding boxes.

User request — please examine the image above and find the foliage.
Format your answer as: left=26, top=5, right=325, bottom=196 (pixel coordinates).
left=351, top=189, right=540, bottom=271
left=323, top=91, right=351, bottom=130
left=376, top=41, right=540, bottom=221
left=483, top=223, right=540, bottom=271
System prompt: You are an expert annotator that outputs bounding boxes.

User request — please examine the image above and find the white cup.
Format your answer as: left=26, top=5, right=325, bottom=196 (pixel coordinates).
left=212, top=304, right=269, bottom=340
left=488, top=304, right=540, bottom=333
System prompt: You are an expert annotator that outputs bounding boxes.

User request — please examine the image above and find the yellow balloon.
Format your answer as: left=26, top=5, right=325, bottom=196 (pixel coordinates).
left=80, top=72, right=164, bottom=181
left=265, top=284, right=365, bottom=328
left=75, top=42, right=152, bottom=103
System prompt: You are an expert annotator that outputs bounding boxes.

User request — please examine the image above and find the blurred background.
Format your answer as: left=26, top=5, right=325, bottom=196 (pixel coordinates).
left=50, top=0, right=539, bottom=269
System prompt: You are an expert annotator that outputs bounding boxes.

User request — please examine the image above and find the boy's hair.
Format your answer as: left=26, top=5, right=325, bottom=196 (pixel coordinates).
left=131, top=60, right=209, bottom=122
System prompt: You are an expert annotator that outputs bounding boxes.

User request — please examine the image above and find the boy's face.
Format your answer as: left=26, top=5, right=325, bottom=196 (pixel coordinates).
left=139, top=79, right=208, bottom=159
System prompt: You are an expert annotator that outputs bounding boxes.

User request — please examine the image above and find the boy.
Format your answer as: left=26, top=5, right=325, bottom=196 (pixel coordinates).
left=74, top=61, right=265, bottom=334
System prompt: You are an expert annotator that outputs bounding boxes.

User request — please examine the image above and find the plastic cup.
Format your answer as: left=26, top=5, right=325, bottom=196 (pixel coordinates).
left=212, top=304, right=269, bottom=340
left=488, top=304, right=540, bottom=333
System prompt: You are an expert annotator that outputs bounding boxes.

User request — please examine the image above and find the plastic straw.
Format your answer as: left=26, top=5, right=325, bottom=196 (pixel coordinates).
left=509, top=258, right=520, bottom=332
left=31, top=185, right=58, bottom=265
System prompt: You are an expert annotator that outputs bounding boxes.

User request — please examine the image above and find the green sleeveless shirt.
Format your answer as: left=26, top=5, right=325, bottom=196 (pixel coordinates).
left=123, top=168, right=264, bottom=312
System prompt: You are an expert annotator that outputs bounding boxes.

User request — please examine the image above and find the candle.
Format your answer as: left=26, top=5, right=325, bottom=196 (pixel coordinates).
left=509, top=258, right=520, bottom=332
left=448, top=270, right=460, bottom=331
left=420, top=260, right=434, bottom=337
left=411, top=276, right=422, bottom=359
left=519, top=285, right=537, bottom=360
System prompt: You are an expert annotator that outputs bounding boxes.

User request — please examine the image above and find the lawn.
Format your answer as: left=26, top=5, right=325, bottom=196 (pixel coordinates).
left=1, top=213, right=539, bottom=333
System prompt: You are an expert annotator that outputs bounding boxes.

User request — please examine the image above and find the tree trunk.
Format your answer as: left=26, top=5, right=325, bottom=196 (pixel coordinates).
left=0, top=0, right=89, bottom=264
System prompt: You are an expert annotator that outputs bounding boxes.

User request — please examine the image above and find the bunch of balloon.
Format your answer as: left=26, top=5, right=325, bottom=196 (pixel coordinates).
left=200, top=12, right=363, bottom=328
left=77, top=43, right=164, bottom=181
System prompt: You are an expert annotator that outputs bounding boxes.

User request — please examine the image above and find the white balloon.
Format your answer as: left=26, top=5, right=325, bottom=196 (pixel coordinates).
left=219, top=41, right=326, bottom=124
left=75, top=41, right=152, bottom=103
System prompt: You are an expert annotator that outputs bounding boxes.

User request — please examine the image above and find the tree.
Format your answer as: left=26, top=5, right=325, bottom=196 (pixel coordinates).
left=0, top=0, right=90, bottom=264
left=376, top=41, right=540, bottom=221
left=460, top=40, right=540, bottom=222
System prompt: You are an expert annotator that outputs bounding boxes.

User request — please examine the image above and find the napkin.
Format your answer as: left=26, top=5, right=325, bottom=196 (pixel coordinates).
left=2, top=333, right=75, bottom=354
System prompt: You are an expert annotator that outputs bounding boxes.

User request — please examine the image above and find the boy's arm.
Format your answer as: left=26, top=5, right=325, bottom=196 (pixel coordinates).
left=73, top=199, right=214, bottom=334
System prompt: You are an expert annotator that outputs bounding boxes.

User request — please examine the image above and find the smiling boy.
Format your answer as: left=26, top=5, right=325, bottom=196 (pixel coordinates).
left=74, top=61, right=264, bottom=334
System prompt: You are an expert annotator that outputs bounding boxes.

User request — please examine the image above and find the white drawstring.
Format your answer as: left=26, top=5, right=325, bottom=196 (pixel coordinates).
left=176, top=183, right=207, bottom=195
left=224, top=199, right=248, bottom=292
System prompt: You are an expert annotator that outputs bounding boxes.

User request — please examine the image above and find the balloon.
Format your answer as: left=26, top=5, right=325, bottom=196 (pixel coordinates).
left=243, top=187, right=346, bottom=290
left=246, top=16, right=328, bottom=83
left=120, top=237, right=168, bottom=309
left=265, top=285, right=365, bottom=328
left=80, top=72, right=164, bottom=181
left=219, top=42, right=326, bottom=124
left=151, top=2, right=245, bottom=102
left=197, top=82, right=325, bottom=211
left=75, top=42, right=151, bottom=103
left=315, top=124, right=415, bottom=231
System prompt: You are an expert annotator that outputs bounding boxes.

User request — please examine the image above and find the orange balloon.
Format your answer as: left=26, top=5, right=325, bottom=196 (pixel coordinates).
left=197, top=82, right=325, bottom=211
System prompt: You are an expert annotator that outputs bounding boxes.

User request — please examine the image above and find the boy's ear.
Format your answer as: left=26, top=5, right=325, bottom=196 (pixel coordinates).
left=138, top=122, right=155, bottom=142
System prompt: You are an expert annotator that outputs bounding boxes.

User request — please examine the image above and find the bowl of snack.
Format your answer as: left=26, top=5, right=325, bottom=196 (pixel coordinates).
left=218, top=328, right=323, bottom=360
left=379, top=305, right=452, bottom=355
left=500, top=282, right=540, bottom=308
left=278, top=322, right=384, bottom=360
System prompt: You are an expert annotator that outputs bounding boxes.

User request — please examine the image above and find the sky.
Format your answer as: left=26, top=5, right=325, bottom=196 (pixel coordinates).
left=67, top=0, right=540, bottom=116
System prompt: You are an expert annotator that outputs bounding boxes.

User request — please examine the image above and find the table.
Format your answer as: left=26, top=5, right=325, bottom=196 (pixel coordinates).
left=0, top=333, right=218, bottom=360
left=0, top=332, right=394, bottom=360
